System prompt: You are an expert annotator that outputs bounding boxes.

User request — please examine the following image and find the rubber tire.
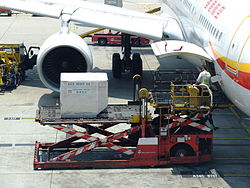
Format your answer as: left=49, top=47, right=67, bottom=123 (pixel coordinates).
left=98, top=38, right=107, bottom=46
left=112, top=53, right=122, bottom=78
left=170, top=144, right=194, bottom=157
left=132, top=53, right=142, bottom=77
left=15, top=74, right=21, bottom=87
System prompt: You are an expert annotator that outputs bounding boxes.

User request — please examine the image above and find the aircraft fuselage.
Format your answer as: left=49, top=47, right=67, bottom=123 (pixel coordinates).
left=162, top=0, right=250, bottom=116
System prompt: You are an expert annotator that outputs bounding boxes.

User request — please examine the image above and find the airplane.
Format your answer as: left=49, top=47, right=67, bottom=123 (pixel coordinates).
left=0, top=0, right=249, bottom=117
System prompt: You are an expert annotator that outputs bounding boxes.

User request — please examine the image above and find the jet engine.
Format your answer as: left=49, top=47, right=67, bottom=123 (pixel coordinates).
left=37, top=31, right=93, bottom=92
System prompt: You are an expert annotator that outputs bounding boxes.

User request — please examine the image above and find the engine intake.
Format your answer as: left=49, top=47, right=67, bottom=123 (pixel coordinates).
left=37, top=32, right=93, bottom=92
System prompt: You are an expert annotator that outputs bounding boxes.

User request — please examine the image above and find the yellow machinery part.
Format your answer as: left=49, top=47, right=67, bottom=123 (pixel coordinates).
left=168, top=83, right=212, bottom=110
left=0, top=44, right=23, bottom=88
left=187, top=86, right=200, bottom=106
left=139, top=88, right=149, bottom=99
left=145, top=7, right=161, bottom=14
left=80, top=28, right=105, bottom=38
left=132, top=114, right=152, bottom=123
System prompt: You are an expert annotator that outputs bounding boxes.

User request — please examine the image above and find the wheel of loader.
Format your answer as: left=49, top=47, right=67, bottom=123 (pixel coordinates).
left=98, top=38, right=107, bottom=46
left=15, top=73, right=21, bottom=87
left=132, top=53, right=142, bottom=77
left=112, top=53, right=122, bottom=78
left=10, top=75, right=18, bottom=88
left=170, top=144, right=194, bottom=157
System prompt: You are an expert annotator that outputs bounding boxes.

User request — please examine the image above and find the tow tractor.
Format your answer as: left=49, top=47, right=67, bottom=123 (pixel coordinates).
left=0, top=44, right=39, bottom=90
left=34, top=75, right=213, bottom=170
left=0, top=8, right=12, bottom=16
left=91, top=30, right=150, bottom=46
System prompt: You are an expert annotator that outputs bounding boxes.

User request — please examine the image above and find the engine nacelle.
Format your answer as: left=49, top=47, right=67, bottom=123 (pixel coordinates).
left=37, top=31, right=93, bottom=92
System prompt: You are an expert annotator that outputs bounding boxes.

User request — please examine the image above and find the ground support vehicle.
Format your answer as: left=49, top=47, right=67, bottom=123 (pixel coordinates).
left=0, top=44, right=38, bottom=90
left=0, top=8, right=12, bottom=16
left=34, top=82, right=213, bottom=170
left=91, top=31, right=150, bottom=46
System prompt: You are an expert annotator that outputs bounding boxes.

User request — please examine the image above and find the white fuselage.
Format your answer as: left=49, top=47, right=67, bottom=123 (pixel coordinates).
left=161, top=0, right=250, bottom=116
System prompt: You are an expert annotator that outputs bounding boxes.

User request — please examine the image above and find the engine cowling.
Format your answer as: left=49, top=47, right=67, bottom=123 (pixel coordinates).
left=37, top=31, right=93, bottom=92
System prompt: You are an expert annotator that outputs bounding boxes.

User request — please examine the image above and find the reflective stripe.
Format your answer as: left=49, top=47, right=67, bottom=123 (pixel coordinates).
left=50, top=124, right=140, bottom=161
left=123, top=150, right=134, bottom=155
left=62, top=152, right=71, bottom=161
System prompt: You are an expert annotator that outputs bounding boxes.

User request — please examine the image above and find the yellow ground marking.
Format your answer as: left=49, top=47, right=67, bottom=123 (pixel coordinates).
left=215, top=157, right=250, bottom=160
left=223, top=174, right=250, bottom=177
left=214, top=137, right=250, bottom=140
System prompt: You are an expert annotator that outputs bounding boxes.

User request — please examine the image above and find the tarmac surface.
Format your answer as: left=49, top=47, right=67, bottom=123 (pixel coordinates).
left=0, top=2, right=250, bottom=188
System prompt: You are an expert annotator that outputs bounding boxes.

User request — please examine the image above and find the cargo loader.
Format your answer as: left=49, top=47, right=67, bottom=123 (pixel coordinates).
left=34, top=73, right=213, bottom=170
left=0, top=44, right=39, bottom=90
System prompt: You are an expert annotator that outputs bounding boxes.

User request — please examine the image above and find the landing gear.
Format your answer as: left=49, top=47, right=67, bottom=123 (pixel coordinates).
left=112, top=33, right=143, bottom=78
left=112, top=53, right=122, bottom=78
left=132, top=53, right=142, bottom=76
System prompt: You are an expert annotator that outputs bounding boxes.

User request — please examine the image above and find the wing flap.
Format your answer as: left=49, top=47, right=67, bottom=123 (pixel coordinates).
left=151, top=40, right=213, bottom=62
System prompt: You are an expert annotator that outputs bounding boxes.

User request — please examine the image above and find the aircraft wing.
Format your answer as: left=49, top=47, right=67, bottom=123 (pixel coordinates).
left=0, top=0, right=173, bottom=40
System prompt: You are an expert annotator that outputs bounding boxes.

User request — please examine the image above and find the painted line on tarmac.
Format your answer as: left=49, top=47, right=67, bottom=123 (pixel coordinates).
left=214, top=144, right=250, bottom=146
left=0, top=144, right=12, bottom=147
left=223, top=174, right=250, bottom=177
left=15, top=144, right=35, bottom=146
left=4, top=117, right=35, bottom=120
left=214, top=137, right=250, bottom=140
left=215, top=157, right=250, bottom=160
left=25, top=79, right=40, bottom=81
left=21, top=117, right=35, bottom=120
left=0, top=143, right=35, bottom=147
left=230, top=107, right=250, bottom=135
left=219, top=126, right=243, bottom=129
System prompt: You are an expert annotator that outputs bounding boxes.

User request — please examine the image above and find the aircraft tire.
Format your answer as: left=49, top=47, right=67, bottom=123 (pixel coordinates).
left=132, top=53, right=142, bottom=77
left=112, top=53, right=122, bottom=78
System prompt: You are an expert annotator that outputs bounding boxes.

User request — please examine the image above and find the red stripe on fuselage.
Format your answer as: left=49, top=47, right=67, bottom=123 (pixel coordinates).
left=212, top=48, right=250, bottom=90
